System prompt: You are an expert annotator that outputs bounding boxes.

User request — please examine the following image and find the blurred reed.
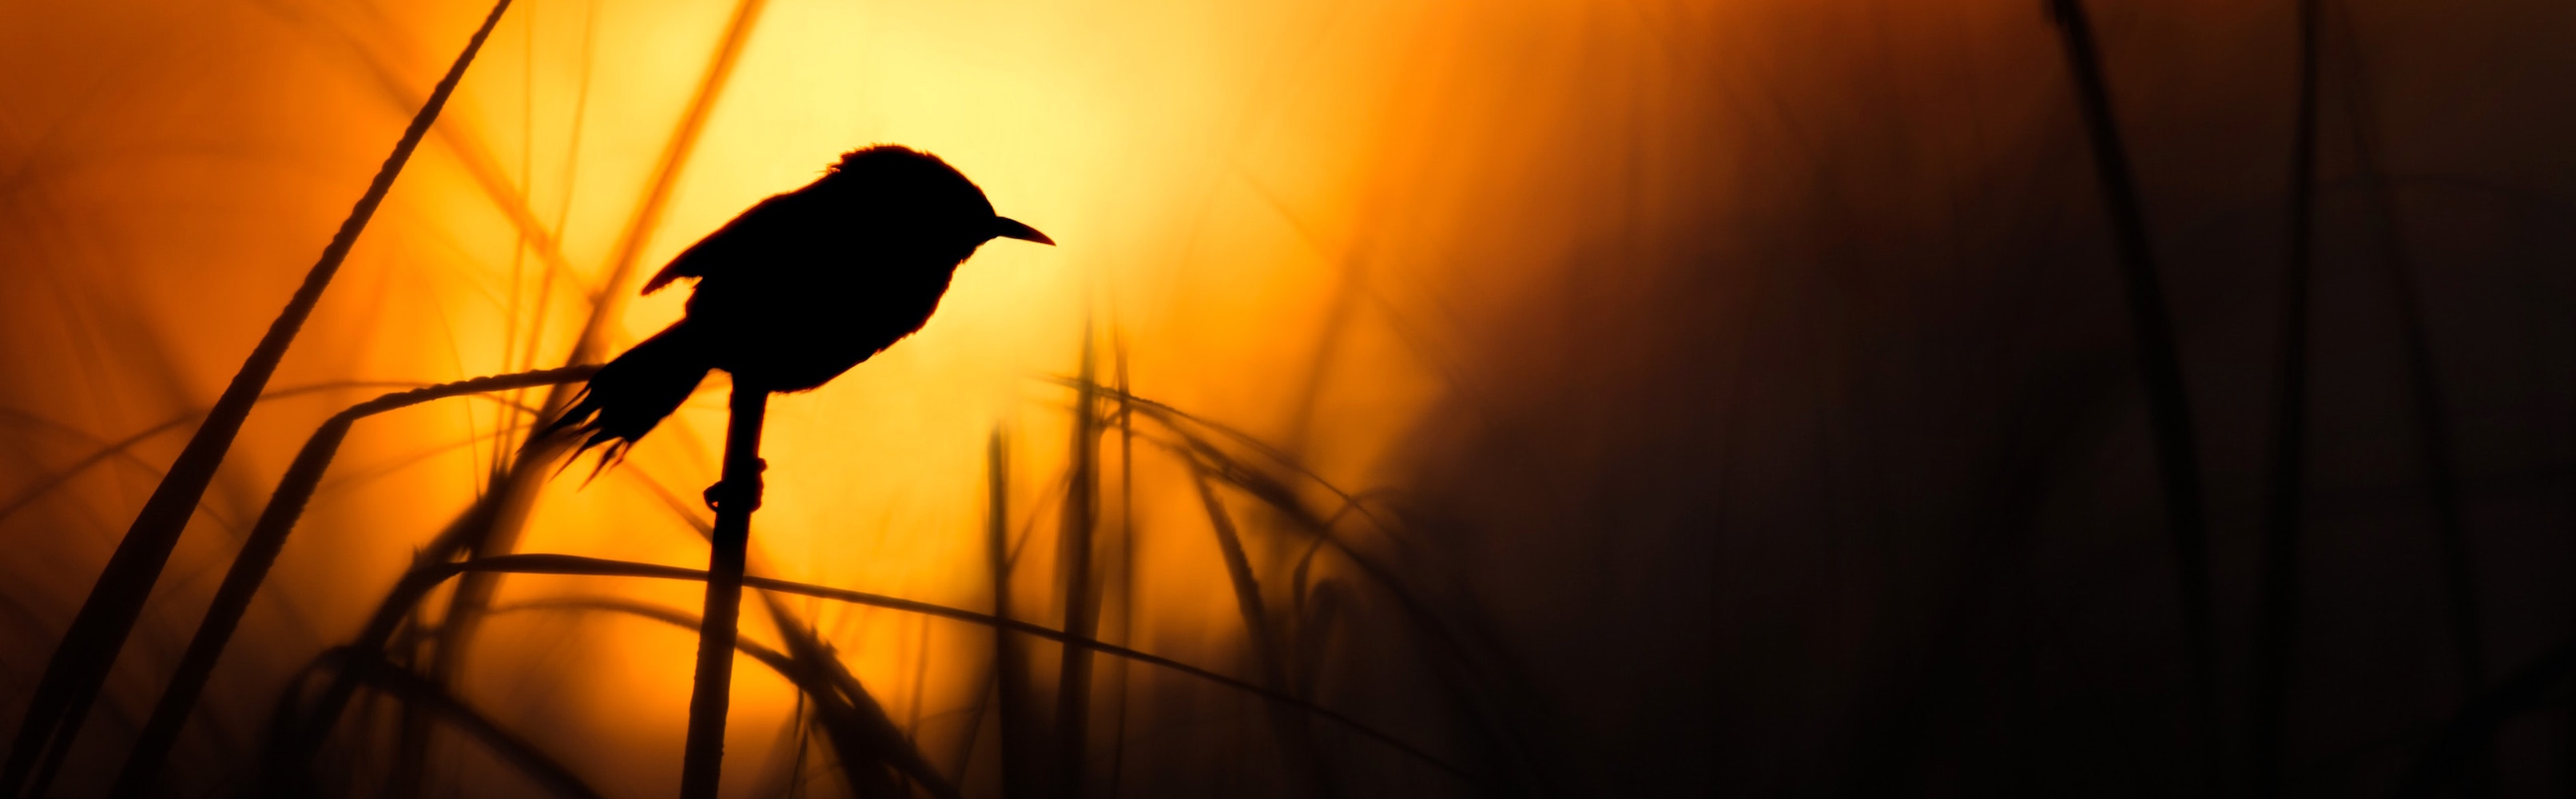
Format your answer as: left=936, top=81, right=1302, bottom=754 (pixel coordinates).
left=1, top=3, right=516, bottom=796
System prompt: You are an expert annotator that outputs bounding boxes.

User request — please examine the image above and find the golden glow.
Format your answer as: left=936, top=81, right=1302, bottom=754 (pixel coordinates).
left=0, top=0, right=1989, bottom=793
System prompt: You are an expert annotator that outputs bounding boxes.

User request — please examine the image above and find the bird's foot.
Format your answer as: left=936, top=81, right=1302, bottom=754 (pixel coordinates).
left=702, top=459, right=769, bottom=511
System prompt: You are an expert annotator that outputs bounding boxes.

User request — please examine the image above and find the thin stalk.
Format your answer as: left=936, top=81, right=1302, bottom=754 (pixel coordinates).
left=1038, top=376, right=1405, bottom=547
left=1055, top=328, right=1102, bottom=797
left=1188, top=466, right=1338, bottom=797
left=579, top=0, right=769, bottom=360
left=1106, top=334, right=1135, bottom=798
left=2252, top=0, right=2324, bottom=794
left=2324, top=0, right=2490, bottom=756
left=427, top=0, right=769, bottom=718
left=1191, top=467, right=1286, bottom=686
left=757, top=602, right=948, bottom=799
left=0, top=381, right=427, bottom=527
left=2045, top=0, right=2220, bottom=784
left=109, top=367, right=595, bottom=799
left=479, top=598, right=947, bottom=798
left=679, top=384, right=769, bottom=799
left=330, top=554, right=1497, bottom=792
left=1062, top=376, right=1550, bottom=793
left=394, top=0, right=758, bottom=770
left=630, top=453, right=956, bottom=799
left=988, top=428, right=1045, bottom=797
left=499, top=0, right=602, bottom=467
left=0, top=2, right=514, bottom=794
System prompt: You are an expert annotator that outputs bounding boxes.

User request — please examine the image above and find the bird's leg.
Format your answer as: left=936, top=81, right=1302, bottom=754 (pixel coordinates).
left=702, top=459, right=767, bottom=511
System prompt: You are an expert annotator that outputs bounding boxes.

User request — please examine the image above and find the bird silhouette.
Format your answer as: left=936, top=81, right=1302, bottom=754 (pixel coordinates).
left=544, top=145, right=1051, bottom=467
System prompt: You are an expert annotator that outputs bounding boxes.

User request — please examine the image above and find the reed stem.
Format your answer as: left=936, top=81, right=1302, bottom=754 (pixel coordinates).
left=678, top=383, right=769, bottom=799
left=0, top=2, right=514, bottom=794
left=1053, top=329, right=1102, bottom=798
left=2252, top=0, right=2324, bottom=794
left=988, top=428, right=1048, bottom=797
left=2045, top=0, right=2220, bottom=785
left=2315, top=4, right=2493, bottom=782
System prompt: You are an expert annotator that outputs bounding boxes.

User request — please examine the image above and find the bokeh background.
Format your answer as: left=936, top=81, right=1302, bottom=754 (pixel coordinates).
left=2, top=0, right=2572, bottom=796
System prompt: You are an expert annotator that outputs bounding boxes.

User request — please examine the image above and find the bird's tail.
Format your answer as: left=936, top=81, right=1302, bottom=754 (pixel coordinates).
left=537, top=320, right=714, bottom=476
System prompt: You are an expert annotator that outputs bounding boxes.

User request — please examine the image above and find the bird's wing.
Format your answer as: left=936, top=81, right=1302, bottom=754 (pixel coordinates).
left=641, top=192, right=812, bottom=294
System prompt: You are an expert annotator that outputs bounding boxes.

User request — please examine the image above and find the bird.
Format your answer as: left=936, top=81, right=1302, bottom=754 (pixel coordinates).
left=543, top=145, right=1051, bottom=468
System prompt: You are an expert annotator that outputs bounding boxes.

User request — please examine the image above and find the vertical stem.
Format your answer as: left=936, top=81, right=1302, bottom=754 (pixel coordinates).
left=2323, top=3, right=2493, bottom=783
left=430, top=0, right=770, bottom=718
left=1055, top=328, right=1102, bottom=797
left=679, top=384, right=769, bottom=799
left=0, top=3, right=515, bottom=794
left=2252, top=0, right=2323, bottom=794
left=988, top=429, right=1044, bottom=797
left=2045, top=0, right=2220, bottom=786
left=1106, top=334, right=1135, bottom=799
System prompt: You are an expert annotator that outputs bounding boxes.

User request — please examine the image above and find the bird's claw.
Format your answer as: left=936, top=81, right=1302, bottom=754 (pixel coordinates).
left=702, top=459, right=768, bottom=511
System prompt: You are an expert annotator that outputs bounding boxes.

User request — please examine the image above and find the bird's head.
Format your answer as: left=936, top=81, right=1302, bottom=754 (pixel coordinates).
left=828, top=145, right=1053, bottom=256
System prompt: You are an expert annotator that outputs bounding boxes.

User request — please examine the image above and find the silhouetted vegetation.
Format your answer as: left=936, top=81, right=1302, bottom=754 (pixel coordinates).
left=3, top=1, right=2574, bottom=797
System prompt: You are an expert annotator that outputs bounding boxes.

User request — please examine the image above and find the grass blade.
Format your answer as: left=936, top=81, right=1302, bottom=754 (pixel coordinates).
left=422, top=0, right=766, bottom=751
left=479, top=598, right=952, bottom=799
left=757, top=602, right=956, bottom=799
left=434, top=555, right=1496, bottom=792
left=264, top=550, right=1495, bottom=792
left=2252, top=0, right=2324, bottom=794
left=1054, top=328, right=1101, bottom=797
left=575, top=0, right=769, bottom=363
left=988, top=428, right=1047, bottom=798
left=1187, top=463, right=1338, bottom=797
left=2327, top=1, right=2491, bottom=770
left=109, top=367, right=594, bottom=799
left=0, top=2, right=517, bottom=793
left=2045, top=1, right=2220, bottom=784
left=1105, top=333, right=1135, bottom=797
left=0, top=382, right=426, bottom=528
left=328, top=652, right=606, bottom=799
left=1056, top=375, right=1549, bottom=794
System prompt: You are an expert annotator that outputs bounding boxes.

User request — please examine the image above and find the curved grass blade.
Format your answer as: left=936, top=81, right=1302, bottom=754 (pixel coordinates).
left=110, top=367, right=594, bottom=799
left=2252, top=0, right=2325, bottom=794
left=1106, top=394, right=1552, bottom=797
left=272, top=553, right=1494, bottom=794
left=2044, top=1, right=2220, bottom=781
left=321, top=651, right=605, bottom=799
left=1186, top=462, right=1339, bottom=797
left=0, top=3, right=519, bottom=793
left=424, top=0, right=768, bottom=765
left=756, top=601, right=956, bottom=799
left=0, top=381, right=425, bottom=529
left=2329, top=6, right=2492, bottom=778
left=1040, top=376, right=1409, bottom=545
left=481, top=598, right=951, bottom=799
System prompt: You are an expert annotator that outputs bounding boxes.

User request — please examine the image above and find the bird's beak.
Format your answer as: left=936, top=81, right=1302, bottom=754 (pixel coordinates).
left=991, top=216, right=1055, bottom=246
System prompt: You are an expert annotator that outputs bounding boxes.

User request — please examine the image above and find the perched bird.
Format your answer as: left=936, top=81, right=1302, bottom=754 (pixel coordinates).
left=545, top=145, right=1051, bottom=466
